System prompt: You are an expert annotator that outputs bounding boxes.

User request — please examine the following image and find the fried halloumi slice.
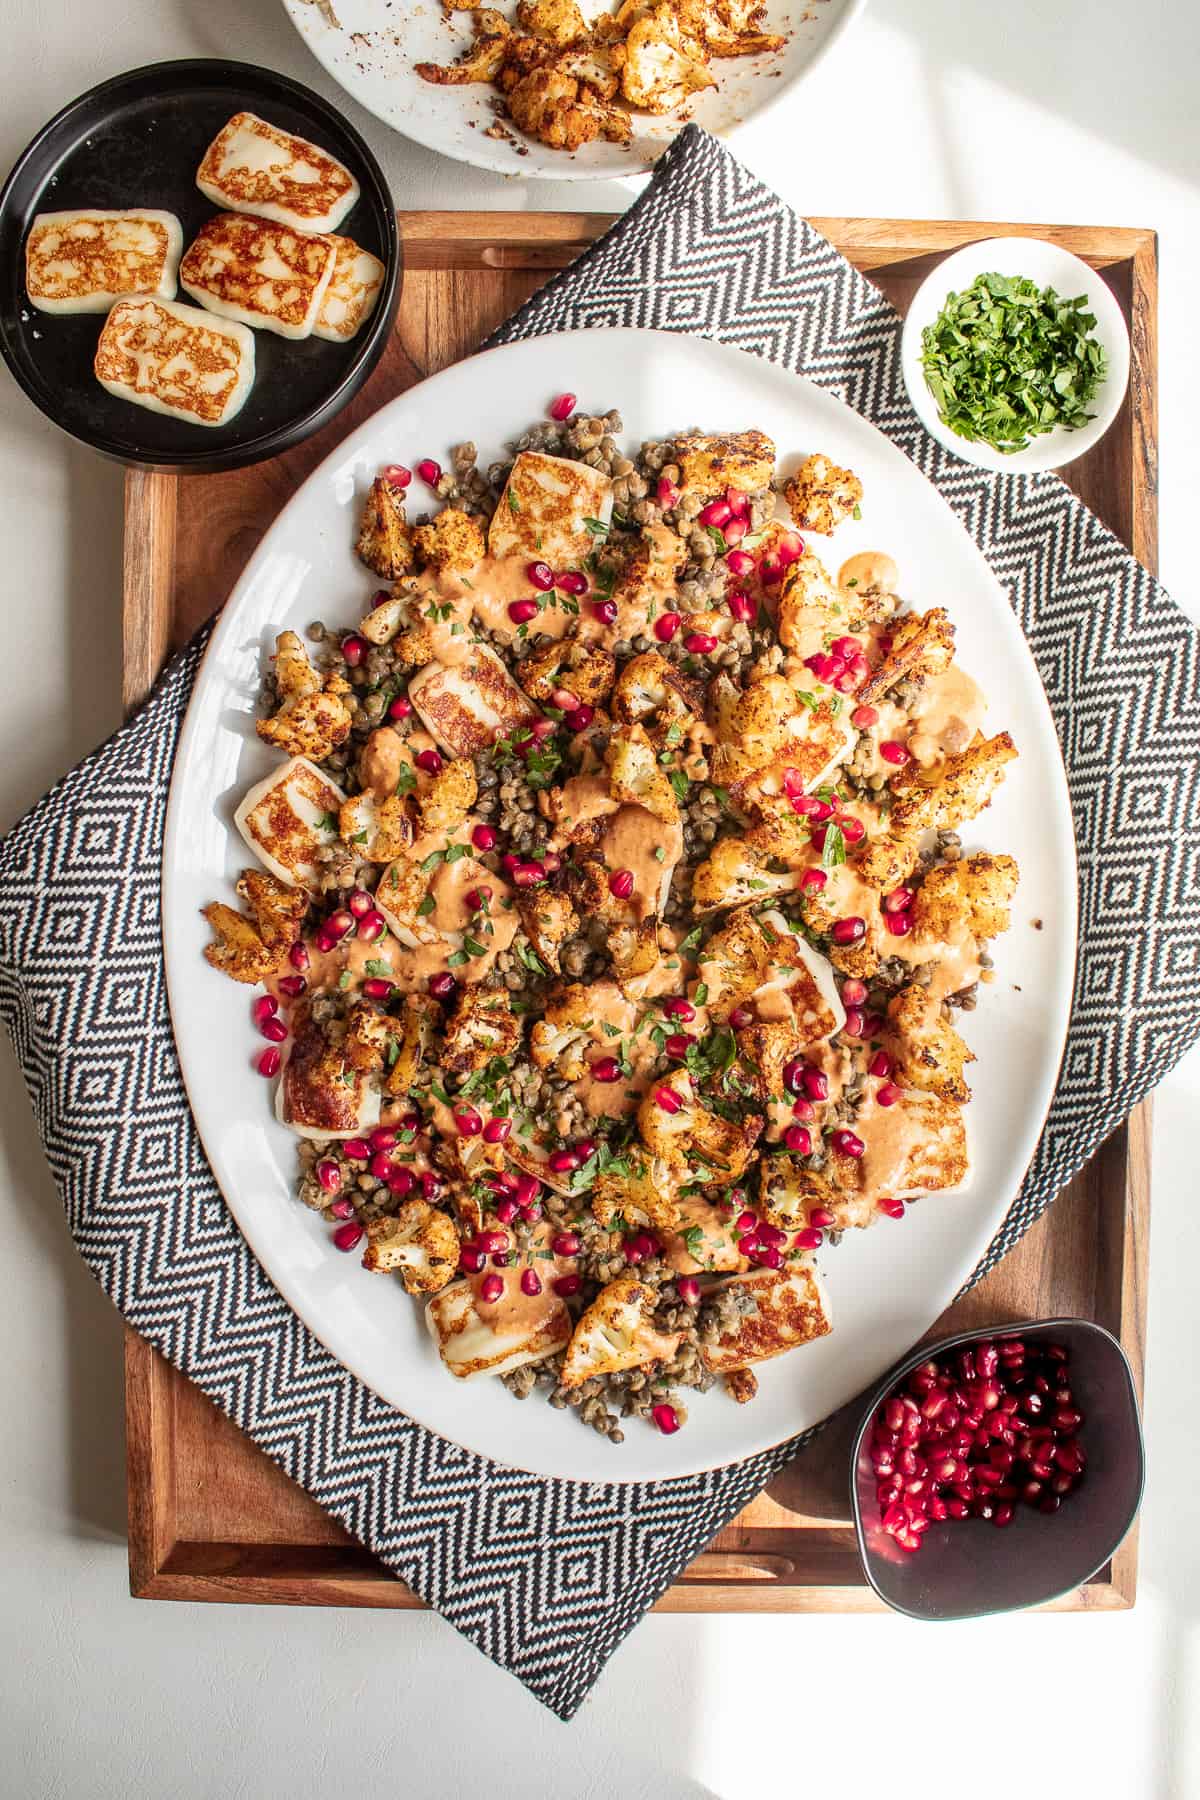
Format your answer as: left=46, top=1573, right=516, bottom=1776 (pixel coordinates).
left=356, top=476, right=414, bottom=581
left=674, top=428, right=775, bottom=497
left=412, top=506, right=487, bottom=574
left=408, top=643, right=539, bottom=757
left=314, top=235, right=386, bottom=344
left=700, top=1263, right=832, bottom=1373
left=362, top=1202, right=460, bottom=1294
left=94, top=296, right=255, bottom=427
left=276, top=1004, right=382, bottom=1140
left=196, top=111, right=359, bottom=234
left=888, top=732, right=1018, bottom=839
left=911, top=852, right=1019, bottom=945
left=887, top=985, right=976, bottom=1104
left=234, top=756, right=345, bottom=893
left=202, top=869, right=308, bottom=984
left=488, top=451, right=613, bottom=567
left=782, top=453, right=863, bottom=535
left=180, top=212, right=337, bottom=340
left=515, top=888, right=579, bottom=975
left=699, top=907, right=843, bottom=1046
left=26, top=208, right=183, bottom=314
left=373, top=854, right=444, bottom=949
left=559, top=1274, right=681, bottom=1389
left=427, top=1273, right=571, bottom=1379
left=441, top=987, right=523, bottom=1074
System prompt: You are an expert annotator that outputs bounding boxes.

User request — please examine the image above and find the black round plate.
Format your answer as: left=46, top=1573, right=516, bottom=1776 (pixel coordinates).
left=0, top=59, right=401, bottom=474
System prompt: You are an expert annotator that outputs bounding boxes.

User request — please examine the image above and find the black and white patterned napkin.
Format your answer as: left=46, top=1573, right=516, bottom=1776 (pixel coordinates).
left=2, top=128, right=1197, bottom=1719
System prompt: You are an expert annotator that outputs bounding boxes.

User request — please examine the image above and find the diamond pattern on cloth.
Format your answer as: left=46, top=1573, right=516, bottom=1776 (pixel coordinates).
left=2, top=127, right=1197, bottom=1719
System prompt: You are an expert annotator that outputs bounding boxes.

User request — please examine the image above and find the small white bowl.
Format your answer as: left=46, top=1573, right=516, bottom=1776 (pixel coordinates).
left=900, top=236, right=1130, bottom=475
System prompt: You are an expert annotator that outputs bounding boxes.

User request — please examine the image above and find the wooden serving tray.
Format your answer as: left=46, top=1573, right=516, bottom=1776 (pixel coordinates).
left=123, top=213, right=1156, bottom=1612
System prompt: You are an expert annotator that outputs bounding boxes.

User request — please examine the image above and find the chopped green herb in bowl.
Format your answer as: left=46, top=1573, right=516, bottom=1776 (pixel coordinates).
left=919, top=271, right=1107, bottom=456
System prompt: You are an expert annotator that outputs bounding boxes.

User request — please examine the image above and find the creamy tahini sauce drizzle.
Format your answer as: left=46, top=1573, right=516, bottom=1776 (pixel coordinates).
left=907, top=664, right=987, bottom=767
left=852, top=1087, right=932, bottom=1200
left=470, top=1217, right=578, bottom=1339
left=837, top=550, right=900, bottom=595
left=602, top=805, right=683, bottom=922
left=662, top=1194, right=747, bottom=1274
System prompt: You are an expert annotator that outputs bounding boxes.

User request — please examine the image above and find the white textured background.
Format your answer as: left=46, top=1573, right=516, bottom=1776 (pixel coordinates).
left=2, top=2, right=1199, bottom=1794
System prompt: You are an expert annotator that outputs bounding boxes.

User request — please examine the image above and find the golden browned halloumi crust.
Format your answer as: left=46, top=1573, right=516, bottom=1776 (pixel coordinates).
left=356, top=476, right=414, bottom=580
left=887, top=985, right=976, bottom=1104
left=196, top=112, right=358, bottom=233
left=315, top=235, right=386, bottom=343
left=701, top=1264, right=832, bottom=1373
left=674, top=429, right=775, bottom=496
left=911, top=853, right=1020, bottom=945
left=888, top=732, right=1018, bottom=839
left=427, top=1275, right=572, bottom=1379
left=782, top=453, right=863, bottom=535
left=487, top=451, right=613, bottom=565
left=281, top=1005, right=378, bottom=1135
left=412, top=507, right=487, bottom=573
left=234, top=757, right=345, bottom=893
left=25, top=209, right=182, bottom=312
left=180, top=213, right=336, bottom=339
left=407, top=644, right=539, bottom=757
left=94, top=297, right=254, bottom=427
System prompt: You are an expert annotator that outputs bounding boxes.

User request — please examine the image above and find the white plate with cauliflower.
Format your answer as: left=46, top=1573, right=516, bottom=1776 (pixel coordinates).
left=282, top=0, right=865, bottom=179
left=164, top=327, right=1075, bottom=1482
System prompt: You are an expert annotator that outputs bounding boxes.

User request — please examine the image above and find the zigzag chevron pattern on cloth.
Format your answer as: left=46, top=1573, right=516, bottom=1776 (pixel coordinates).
left=1, top=127, right=1197, bottom=1719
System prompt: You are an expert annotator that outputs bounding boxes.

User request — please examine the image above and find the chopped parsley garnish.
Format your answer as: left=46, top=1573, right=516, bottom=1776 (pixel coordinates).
left=364, top=959, right=392, bottom=977
left=508, top=489, right=521, bottom=513
left=416, top=893, right=436, bottom=917
left=394, top=763, right=416, bottom=796
left=583, top=518, right=610, bottom=537
left=821, top=821, right=847, bottom=870
left=919, top=271, right=1107, bottom=454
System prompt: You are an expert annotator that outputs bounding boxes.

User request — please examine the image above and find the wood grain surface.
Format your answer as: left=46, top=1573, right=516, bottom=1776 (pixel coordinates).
left=123, top=214, right=1156, bottom=1612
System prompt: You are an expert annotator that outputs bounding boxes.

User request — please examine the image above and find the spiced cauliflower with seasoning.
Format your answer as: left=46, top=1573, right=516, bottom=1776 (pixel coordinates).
left=206, top=407, right=1025, bottom=1449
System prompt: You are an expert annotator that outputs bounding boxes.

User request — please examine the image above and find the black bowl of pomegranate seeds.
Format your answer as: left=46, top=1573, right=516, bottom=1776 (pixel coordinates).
left=850, top=1319, right=1144, bottom=1621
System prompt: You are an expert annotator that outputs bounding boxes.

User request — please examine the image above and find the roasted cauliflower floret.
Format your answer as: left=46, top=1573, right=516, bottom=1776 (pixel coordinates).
left=857, top=608, right=956, bottom=706
left=202, top=869, right=307, bottom=984
left=697, top=906, right=772, bottom=1017
left=887, top=984, right=976, bottom=1104
left=362, top=1201, right=460, bottom=1294
left=636, top=1068, right=763, bottom=1181
left=559, top=1275, right=682, bottom=1390
left=529, top=983, right=595, bottom=1077
left=592, top=1151, right=682, bottom=1232
left=782, top=454, right=863, bottom=535
left=888, top=732, right=1018, bottom=839
left=411, top=506, right=487, bottom=574
left=515, top=888, right=579, bottom=975
left=415, top=18, right=512, bottom=85
left=775, top=550, right=843, bottom=653
left=674, top=428, right=775, bottom=497
left=675, top=0, right=785, bottom=54
left=337, top=791, right=412, bottom=863
left=356, top=476, right=414, bottom=579
left=517, top=0, right=588, bottom=44
left=256, top=632, right=353, bottom=761
left=611, top=650, right=701, bottom=742
left=691, top=837, right=802, bottom=912
left=758, top=1158, right=842, bottom=1231
left=517, top=638, right=616, bottom=708
left=854, top=831, right=920, bottom=894
left=610, top=916, right=661, bottom=989
left=358, top=591, right=407, bottom=646
left=605, top=723, right=681, bottom=826
left=441, top=987, right=523, bottom=1074
left=415, top=757, right=477, bottom=835
left=618, top=5, right=715, bottom=111
left=508, top=65, right=633, bottom=149
left=342, top=1001, right=398, bottom=1073
left=911, top=852, right=1019, bottom=945
left=385, top=994, right=442, bottom=1096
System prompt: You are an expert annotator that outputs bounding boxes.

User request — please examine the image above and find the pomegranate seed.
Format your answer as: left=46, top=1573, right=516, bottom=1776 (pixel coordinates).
left=652, top=1403, right=680, bottom=1435
left=341, top=634, right=368, bottom=667
left=414, top=748, right=444, bottom=777
left=1053, top=1408, right=1084, bottom=1432
left=332, top=1222, right=364, bottom=1253
left=831, top=915, right=866, bottom=945
left=801, top=1067, right=828, bottom=1102
left=839, top=980, right=869, bottom=1009
left=383, top=463, right=411, bottom=488
left=839, top=815, right=867, bottom=844
left=654, top=611, right=682, bottom=642
left=723, top=516, right=749, bottom=547
left=878, top=1197, right=906, bottom=1219
left=832, top=1129, right=865, bottom=1158
left=592, top=599, right=618, bottom=625
left=517, top=1268, right=542, bottom=1298
left=480, top=1273, right=505, bottom=1303
left=388, top=1167, right=414, bottom=1197
left=801, top=868, right=828, bottom=894
left=368, top=1152, right=393, bottom=1181
left=459, top=1246, right=485, bottom=1274
left=656, top=475, right=681, bottom=508
left=330, top=1197, right=357, bottom=1222
left=793, top=1227, right=823, bottom=1249
left=508, top=598, right=539, bottom=624
left=492, top=1198, right=518, bottom=1225
left=549, top=392, right=576, bottom=421
left=524, top=560, right=555, bottom=592
left=278, top=974, right=307, bottom=999
left=552, top=569, right=586, bottom=597
left=454, top=1107, right=482, bottom=1137
left=287, top=940, right=310, bottom=972
left=851, top=704, right=879, bottom=728
left=428, top=972, right=457, bottom=1000
left=880, top=740, right=910, bottom=767
left=728, top=1005, right=754, bottom=1028
left=341, top=1139, right=369, bottom=1162
left=684, top=632, right=718, bottom=654
left=252, top=993, right=278, bottom=1025
left=482, top=1116, right=512, bottom=1143
left=260, top=1016, right=288, bottom=1043
left=727, top=590, right=756, bottom=624
left=791, top=1097, right=815, bottom=1121
left=590, top=1055, right=622, bottom=1083
left=664, top=1034, right=691, bottom=1059
left=869, top=1050, right=893, bottom=1079
left=345, top=889, right=372, bottom=920
left=357, top=911, right=386, bottom=942
left=785, top=1125, right=812, bottom=1155
left=884, top=911, right=914, bottom=938
left=608, top=867, right=635, bottom=900
left=671, top=1275, right=700, bottom=1307
left=726, top=548, right=756, bottom=577
left=464, top=885, right=492, bottom=913
left=316, top=1159, right=342, bottom=1193
left=876, top=1083, right=902, bottom=1107
left=327, top=909, right=355, bottom=940
left=565, top=704, right=595, bottom=733
left=416, top=458, right=441, bottom=485
left=655, top=1086, right=683, bottom=1114
left=698, top=499, right=731, bottom=528
left=776, top=531, right=804, bottom=565
left=420, top=1171, right=443, bottom=1202
left=387, top=694, right=413, bottom=721
left=477, top=1230, right=509, bottom=1255
left=759, top=553, right=784, bottom=587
